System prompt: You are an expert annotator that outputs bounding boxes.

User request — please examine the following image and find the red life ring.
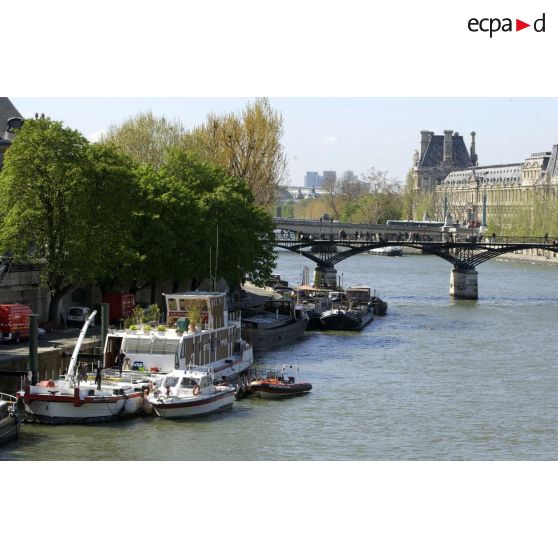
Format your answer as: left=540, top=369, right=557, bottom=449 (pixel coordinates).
left=47, top=380, right=55, bottom=388
left=192, top=385, right=200, bottom=396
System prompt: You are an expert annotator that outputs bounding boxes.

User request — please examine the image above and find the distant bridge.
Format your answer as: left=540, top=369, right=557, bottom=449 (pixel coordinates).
left=273, top=235, right=558, bottom=300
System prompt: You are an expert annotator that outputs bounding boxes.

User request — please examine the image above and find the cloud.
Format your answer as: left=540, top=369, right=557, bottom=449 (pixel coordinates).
left=305, top=136, right=338, bottom=145
left=86, top=129, right=107, bottom=143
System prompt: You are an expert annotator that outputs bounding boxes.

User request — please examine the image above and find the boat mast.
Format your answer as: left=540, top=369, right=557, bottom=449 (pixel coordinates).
left=65, top=310, right=98, bottom=386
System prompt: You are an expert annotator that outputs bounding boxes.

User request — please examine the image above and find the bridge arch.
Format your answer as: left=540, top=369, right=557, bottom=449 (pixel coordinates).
left=273, top=237, right=558, bottom=299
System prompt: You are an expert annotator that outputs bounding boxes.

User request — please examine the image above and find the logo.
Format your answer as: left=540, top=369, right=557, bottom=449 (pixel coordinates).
left=468, top=13, right=546, bottom=37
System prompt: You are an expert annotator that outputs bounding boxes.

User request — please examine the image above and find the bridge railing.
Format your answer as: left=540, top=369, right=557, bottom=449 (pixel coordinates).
left=274, top=231, right=555, bottom=246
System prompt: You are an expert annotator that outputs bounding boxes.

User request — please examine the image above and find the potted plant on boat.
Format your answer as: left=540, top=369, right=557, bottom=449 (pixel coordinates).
left=188, top=301, right=204, bottom=332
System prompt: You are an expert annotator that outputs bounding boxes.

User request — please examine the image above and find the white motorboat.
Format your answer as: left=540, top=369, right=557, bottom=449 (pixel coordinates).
left=368, top=246, right=403, bottom=256
left=103, top=292, right=253, bottom=382
left=148, top=366, right=236, bottom=419
left=0, top=393, right=21, bottom=444
left=17, top=311, right=144, bottom=424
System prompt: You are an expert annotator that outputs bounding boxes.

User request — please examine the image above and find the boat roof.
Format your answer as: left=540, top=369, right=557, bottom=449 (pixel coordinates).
left=297, top=285, right=330, bottom=292
left=242, top=314, right=291, bottom=325
left=165, top=291, right=226, bottom=300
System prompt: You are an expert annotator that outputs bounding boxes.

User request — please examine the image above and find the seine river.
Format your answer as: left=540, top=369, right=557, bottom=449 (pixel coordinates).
left=2, top=251, right=558, bottom=460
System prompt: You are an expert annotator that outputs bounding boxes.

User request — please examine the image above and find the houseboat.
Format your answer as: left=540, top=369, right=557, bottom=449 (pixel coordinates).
left=103, top=292, right=253, bottom=382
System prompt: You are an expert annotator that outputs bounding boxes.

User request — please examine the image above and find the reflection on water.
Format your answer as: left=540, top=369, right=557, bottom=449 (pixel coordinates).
left=2, top=253, right=558, bottom=460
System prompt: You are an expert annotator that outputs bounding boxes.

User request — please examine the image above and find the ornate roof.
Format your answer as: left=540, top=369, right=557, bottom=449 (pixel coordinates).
left=420, top=133, right=473, bottom=169
left=443, top=164, right=522, bottom=186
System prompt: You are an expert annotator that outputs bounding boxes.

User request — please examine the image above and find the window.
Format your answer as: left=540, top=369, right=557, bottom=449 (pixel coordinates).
left=180, top=377, right=198, bottom=388
left=168, top=299, right=177, bottom=311
left=163, top=376, right=179, bottom=388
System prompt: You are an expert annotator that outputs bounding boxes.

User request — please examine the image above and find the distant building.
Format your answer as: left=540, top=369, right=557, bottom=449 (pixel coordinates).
left=412, top=129, right=558, bottom=226
left=0, top=97, right=24, bottom=168
left=304, top=171, right=319, bottom=188
left=322, top=170, right=337, bottom=185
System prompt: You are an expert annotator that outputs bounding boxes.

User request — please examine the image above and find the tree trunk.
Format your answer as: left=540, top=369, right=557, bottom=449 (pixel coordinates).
left=48, top=292, right=63, bottom=324
left=150, top=280, right=157, bottom=304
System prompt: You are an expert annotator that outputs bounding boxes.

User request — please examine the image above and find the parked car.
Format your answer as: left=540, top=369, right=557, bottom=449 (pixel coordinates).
left=66, top=306, right=95, bottom=328
left=0, top=304, right=32, bottom=343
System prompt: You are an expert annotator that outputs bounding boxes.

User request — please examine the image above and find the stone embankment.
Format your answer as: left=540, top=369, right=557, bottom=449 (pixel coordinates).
left=0, top=333, right=102, bottom=380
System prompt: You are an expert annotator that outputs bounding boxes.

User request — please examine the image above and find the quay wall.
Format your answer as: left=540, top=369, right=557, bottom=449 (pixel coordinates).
left=0, top=338, right=101, bottom=379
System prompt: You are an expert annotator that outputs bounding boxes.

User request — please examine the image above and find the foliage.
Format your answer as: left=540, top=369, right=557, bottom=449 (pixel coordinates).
left=182, top=98, right=288, bottom=208
left=496, top=184, right=558, bottom=237
left=78, top=143, right=140, bottom=292
left=143, top=304, right=160, bottom=323
left=277, top=200, right=295, bottom=218
left=0, top=117, right=90, bottom=321
left=160, top=149, right=276, bottom=286
left=125, top=305, right=146, bottom=327
left=187, top=300, right=204, bottom=327
left=101, top=111, right=185, bottom=168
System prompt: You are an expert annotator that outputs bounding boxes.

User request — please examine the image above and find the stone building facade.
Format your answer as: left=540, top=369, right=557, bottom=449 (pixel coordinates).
left=412, top=129, right=558, bottom=227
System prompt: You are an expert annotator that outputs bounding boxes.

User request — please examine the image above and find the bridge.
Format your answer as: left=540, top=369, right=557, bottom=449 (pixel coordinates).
left=273, top=235, right=558, bottom=299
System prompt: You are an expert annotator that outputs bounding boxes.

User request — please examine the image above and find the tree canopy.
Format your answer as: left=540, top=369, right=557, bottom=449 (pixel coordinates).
left=0, top=114, right=276, bottom=321
left=182, top=98, right=288, bottom=209
left=101, top=111, right=185, bottom=168
left=0, top=117, right=92, bottom=320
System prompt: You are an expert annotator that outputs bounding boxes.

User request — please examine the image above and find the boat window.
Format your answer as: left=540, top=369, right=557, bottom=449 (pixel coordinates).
left=163, top=376, right=179, bottom=388
left=180, top=377, right=198, bottom=388
left=123, top=337, right=179, bottom=355
left=179, top=299, right=188, bottom=311
left=151, top=338, right=180, bottom=355
left=168, top=298, right=178, bottom=311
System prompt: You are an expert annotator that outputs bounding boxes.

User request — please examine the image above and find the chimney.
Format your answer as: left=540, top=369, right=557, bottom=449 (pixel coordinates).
left=420, top=130, right=430, bottom=161
left=443, top=130, right=453, bottom=163
left=470, top=131, right=478, bottom=166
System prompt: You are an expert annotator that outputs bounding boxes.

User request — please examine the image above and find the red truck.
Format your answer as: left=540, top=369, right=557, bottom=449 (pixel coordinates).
left=102, top=293, right=135, bottom=323
left=0, top=303, right=32, bottom=343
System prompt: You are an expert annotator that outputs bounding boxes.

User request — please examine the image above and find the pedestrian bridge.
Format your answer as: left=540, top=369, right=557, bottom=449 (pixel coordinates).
left=273, top=235, right=558, bottom=299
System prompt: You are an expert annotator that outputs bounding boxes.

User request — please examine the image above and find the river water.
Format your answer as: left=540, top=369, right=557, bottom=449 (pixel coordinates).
left=2, top=251, right=558, bottom=460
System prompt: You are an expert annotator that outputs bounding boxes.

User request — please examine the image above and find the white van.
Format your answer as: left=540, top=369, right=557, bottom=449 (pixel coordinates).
left=67, top=306, right=95, bottom=328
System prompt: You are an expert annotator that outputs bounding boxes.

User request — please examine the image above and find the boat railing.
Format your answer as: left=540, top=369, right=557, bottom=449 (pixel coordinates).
left=0, top=392, right=18, bottom=405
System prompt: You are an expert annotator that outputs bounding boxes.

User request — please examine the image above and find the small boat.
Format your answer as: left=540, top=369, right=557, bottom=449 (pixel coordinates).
left=241, top=300, right=308, bottom=350
left=347, top=286, right=388, bottom=317
left=147, top=366, right=236, bottom=419
left=295, top=285, right=335, bottom=330
left=368, top=246, right=403, bottom=256
left=0, top=393, right=21, bottom=444
left=17, top=311, right=144, bottom=424
left=248, top=365, right=312, bottom=399
left=320, top=307, right=372, bottom=331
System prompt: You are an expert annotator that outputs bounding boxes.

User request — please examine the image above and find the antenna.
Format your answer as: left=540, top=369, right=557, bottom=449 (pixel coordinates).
left=209, top=245, right=212, bottom=290
left=215, top=224, right=219, bottom=291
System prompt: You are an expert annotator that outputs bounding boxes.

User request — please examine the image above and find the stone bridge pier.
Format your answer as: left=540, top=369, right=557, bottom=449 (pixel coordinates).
left=449, top=267, right=478, bottom=300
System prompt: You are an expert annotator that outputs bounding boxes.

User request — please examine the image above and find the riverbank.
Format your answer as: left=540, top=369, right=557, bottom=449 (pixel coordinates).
left=0, top=328, right=101, bottom=379
left=496, top=247, right=558, bottom=266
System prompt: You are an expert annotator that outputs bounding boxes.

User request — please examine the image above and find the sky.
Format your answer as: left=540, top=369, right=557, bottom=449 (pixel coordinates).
left=10, top=97, right=558, bottom=185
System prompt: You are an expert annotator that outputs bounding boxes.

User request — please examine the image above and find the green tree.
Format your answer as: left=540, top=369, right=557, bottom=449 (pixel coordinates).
left=101, top=111, right=185, bottom=168
left=0, top=117, right=90, bottom=321
left=78, top=143, right=140, bottom=293
left=182, top=98, right=288, bottom=209
left=161, top=149, right=276, bottom=286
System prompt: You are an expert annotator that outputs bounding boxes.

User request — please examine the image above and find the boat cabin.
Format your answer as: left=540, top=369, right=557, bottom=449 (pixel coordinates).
left=103, top=292, right=242, bottom=373
left=161, top=368, right=214, bottom=395
left=345, top=287, right=371, bottom=303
